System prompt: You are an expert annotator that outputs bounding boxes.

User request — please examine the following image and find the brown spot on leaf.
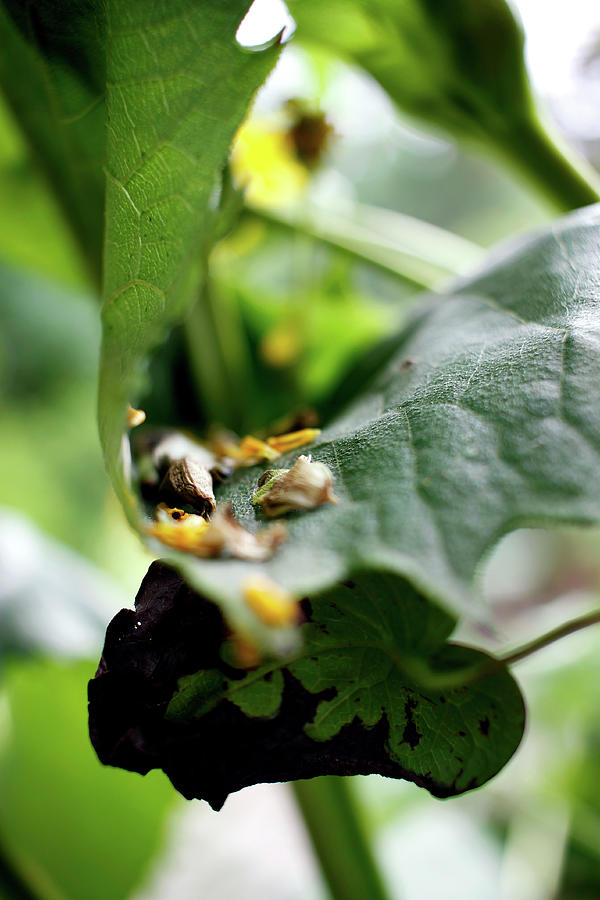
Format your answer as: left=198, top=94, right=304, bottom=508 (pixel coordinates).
left=479, top=716, right=490, bottom=736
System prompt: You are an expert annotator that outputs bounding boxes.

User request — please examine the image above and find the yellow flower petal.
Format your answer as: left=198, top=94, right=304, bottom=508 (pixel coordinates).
left=243, top=575, right=300, bottom=627
left=266, top=428, right=321, bottom=454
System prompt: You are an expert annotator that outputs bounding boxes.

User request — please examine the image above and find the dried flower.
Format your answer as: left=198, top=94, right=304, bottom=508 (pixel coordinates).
left=148, top=503, right=286, bottom=560
left=266, top=428, right=321, bottom=454
left=253, top=454, right=338, bottom=517
left=148, top=507, right=209, bottom=553
left=243, top=575, right=300, bottom=627
left=238, top=435, right=281, bottom=464
left=195, top=505, right=286, bottom=560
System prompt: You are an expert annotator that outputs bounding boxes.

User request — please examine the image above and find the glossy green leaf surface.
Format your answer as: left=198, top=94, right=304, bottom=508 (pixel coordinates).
left=162, top=206, right=600, bottom=635
left=98, top=0, right=280, bottom=521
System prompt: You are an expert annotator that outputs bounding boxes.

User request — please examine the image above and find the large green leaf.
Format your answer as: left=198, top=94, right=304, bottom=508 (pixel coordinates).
left=158, top=205, right=600, bottom=636
left=98, top=0, right=281, bottom=522
left=89, top=563, right=524, bottom=808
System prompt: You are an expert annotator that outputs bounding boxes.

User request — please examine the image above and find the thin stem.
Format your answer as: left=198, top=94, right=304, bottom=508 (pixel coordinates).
left=500, top=608, right=600, bottom=666
left=183, top=277, right=256, bottom=431
left=249, top=201, right=483, bottom=290
left=292, top=777, right=395, bottom=900
left=497, top=113, right=600, bottom=213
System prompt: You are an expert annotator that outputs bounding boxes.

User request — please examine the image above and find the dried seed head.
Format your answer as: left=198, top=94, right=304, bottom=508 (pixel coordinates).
left=148, top=508, right=209, bottom=553
left=148, top=503, right=286, bottom=560
left=159, top=459, right=216, bottom=518
left=243, top=575, right=300, bottom=627
left=196, top=504, right=287, bottom=560
left=253, top=454, right=338, bottom=517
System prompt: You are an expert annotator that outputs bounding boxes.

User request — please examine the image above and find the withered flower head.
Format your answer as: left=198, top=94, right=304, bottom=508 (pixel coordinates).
left=196, top=504, right=287, bottom=561
left=253, top=454, right=338, bottom=517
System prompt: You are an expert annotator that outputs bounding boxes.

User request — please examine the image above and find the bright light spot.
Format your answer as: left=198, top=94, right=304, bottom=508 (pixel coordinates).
left=236, top=0, right=296, bottom=49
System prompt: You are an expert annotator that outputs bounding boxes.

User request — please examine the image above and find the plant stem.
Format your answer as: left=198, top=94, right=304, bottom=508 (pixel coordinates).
left=292, top=777, right=394, bottom=900
left=249, top=202, right=483, bottom=289
left=498, top=113, right=600, bottom=213
left=500, top=608, right=600, bottom=666
left=183, top=277, right=256, bottom=431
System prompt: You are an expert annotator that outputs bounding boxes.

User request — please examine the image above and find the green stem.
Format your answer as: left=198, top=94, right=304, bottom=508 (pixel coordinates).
left=498, top=113, right=600, bottom=213
left=292, top=777, right=394, bottom=900
left=183, top=277, right=256, bottom=431
left=500, top=608, right=600, bottom=666
left=249, top=201, right=483, bottom=289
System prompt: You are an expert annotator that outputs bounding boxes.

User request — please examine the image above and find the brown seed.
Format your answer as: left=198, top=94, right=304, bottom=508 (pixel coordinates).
left=159, top=459, right=216, bottom=518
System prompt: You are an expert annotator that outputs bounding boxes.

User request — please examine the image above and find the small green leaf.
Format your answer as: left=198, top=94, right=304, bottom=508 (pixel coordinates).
left=98, top=0, right=281, bottom=524
left=90, top=564, right=524, bottom=808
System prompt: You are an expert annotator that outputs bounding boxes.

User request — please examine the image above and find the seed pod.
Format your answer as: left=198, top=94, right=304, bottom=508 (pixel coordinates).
left=159, top=459, right=216, bottom=518
left=253, top=454, right=338, bottom=517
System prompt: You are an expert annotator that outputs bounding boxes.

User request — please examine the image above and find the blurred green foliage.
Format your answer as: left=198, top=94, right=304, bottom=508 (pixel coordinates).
left=0, top=1, right=599, bottom=898
left=0, top=659, right=176, bottom=900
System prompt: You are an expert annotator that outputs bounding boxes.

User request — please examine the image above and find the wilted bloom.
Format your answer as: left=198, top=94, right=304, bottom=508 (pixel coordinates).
left=149, top=503, right=286, bottom=561
left=253, top=454, right=338, bottom=517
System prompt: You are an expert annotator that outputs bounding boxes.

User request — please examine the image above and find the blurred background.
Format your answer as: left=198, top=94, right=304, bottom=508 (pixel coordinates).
left=1, top=1, right=600, bottom=898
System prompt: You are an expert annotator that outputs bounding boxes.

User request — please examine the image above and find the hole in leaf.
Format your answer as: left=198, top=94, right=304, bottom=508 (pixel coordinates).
left=236, top=0, right=296, bottom=50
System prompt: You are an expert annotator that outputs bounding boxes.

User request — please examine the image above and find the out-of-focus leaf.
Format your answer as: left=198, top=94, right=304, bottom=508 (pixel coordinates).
left=0, top=659, right=176, bottom=900
left=158, top=205, right=600, bottom=638
left=89, top=563, right=524, bottom=810
left=0, top=94, right=89, bottom=287
left=0, top=262, right=97, bottom=399
left=98, top=0, right=281, bottom=525
left=291, top=0, right=531, bottom=145
left=0, top=262, right=107, bottom=560
left=0, top=510, right=120, bottom=663
left=289, top=0, right=600, bottom=209
left=0, top=1, right=106, bottom=280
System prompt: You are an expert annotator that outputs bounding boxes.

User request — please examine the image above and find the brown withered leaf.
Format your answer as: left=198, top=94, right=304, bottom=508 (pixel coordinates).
left=89, top=562, right=524, bottom=810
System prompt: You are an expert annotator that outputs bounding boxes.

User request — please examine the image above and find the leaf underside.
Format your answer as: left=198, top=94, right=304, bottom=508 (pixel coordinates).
left=89, top=562, right=524, bottom=809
